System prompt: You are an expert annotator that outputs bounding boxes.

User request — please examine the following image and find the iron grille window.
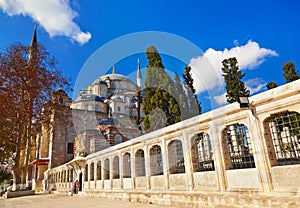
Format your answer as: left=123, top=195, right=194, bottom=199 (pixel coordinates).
left=85, top=164, right=88, bottom=181
left=123, top=153, right=131, bottom=178
left=150, top=145, right=163, bottom=176
left=168, top=140, right=185, bottom=174
left=135, top=149, right=145, bottom=177
left=90, top=163, right=94, bottom=181
left=191, top=133, right=215, bottom=172
left=113, top=156, right=120, bottom=179
left=104, top=159, right=110, bottom=180
left=224, top=124, right=255, bottom=169
left=267, top=111, right=300, bottom=165
left=97, top=161, right=101, bottom=180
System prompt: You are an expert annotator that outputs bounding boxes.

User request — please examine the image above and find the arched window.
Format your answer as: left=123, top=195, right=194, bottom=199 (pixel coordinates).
left=223, top=124, right=255, bottom=169
left=191, top=133, right=215, bottom=172
left=135, top=149, right=145, bottom=177
left=113, top=156, right=120, bottom=179
left=90, top=162, right=94, bottom=181
left=150, top=145, right=163, bottom=176
left=97, top=161, right=101, bottom=180
left=104, top=158, right=110, bottom=180
left=265, top=111, right=300, bottom=166
left=123, top=153, right=131, bottom=178
left=168, top=140, right=185, bottom=174
left=85, top=164, right=88, bottom=181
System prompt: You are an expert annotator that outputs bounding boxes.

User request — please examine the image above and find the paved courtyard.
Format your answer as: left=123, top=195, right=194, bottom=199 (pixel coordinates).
left=0, top=193, right=177, bottom=208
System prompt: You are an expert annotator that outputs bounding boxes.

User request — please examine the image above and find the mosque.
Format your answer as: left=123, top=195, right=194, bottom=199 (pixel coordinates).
left=26, top=27, right=143, bottom=191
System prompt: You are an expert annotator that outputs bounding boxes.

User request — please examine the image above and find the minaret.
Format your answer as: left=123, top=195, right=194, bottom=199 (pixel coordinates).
left=137, top=59, right=142, bottom=89
left=28, top=25, right=38, bottom=63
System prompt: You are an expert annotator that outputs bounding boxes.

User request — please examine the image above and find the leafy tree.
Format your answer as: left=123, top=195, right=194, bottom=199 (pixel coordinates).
left=183, top=66, right=201, bottom=117
left=267, top=81, right=278, bottom=89
left=143, top=46, right=181, bottom=132
left=282, top=61, right=299, bottom=83
left=0, top=39, right=70, bottom=184
left=222, top=57, right=250, bottom=103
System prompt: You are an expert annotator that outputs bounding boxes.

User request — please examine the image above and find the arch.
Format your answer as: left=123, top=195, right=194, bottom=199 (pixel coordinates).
left=104, top=158, right=110, bottom=180
left=191, top=133, right=215, bottom=172
left=90, top=162, right=95, bottom=181
left=150, top=145, right=163, bottom=176
left=264, top=111, right=300, bottom=166
left=113, top=156, right=120, bottom=179
left=123, top=153, right=131, bottom=178
left=135, top=149, right=145, bottom=177
left=222, top=123, right=255, bottom=169
left=97, top=161, right=101, bottom=180
left=84, top=164, right=88, bottom=181
left=168, top=140, right=185, bottom=174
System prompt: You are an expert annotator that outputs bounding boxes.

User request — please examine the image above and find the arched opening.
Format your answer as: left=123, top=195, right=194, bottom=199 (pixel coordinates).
left=104, top=158, right=110, bottom=180
left=150, top=145, right=163, bottom=176
left=123, top=153, right=131, bottom=178
left=222, top=123, right=255, bottom=169
left=264, top=111, right=300, bottom=166
left=168, top=140, right=185, bottom=174
left=191, top=133, right=214, bottom=172
left=135, top=149, right=145, bottom=177
left=113, top=156, right=120, bottom=179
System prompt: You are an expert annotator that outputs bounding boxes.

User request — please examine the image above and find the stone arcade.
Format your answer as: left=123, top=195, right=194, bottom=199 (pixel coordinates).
left=46, top=80, right=300, bottom=207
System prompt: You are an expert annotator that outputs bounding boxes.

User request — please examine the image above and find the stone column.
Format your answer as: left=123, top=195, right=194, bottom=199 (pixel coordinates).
left=182, top=130, right=194, bottom=191
left=119, top=153, right=123, bottom=189
left=131, top=148, right=136, bottom=189
left=161, top=139, right=169, bottom=190
left=144, top=144, right=151, bottom=190
left=249, top=110, right=273, bottom=192
left=210, top=124, right=227, bottom=191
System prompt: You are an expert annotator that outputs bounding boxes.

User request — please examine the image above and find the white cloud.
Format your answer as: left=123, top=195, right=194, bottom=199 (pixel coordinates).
left=189, top=40, right=278, bottom=94
left=245, top=78, right=267, bottom=94
left=0, top=0, right=91, bottom=44
left=213, top=92, right=227, bottom=106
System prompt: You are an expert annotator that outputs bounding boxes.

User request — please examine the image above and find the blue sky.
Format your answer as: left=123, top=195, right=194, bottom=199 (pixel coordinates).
left=0, top=0, right=299, bottom=112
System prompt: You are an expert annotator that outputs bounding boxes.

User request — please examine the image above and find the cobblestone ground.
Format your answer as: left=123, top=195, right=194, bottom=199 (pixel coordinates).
left=0, top=194, right=178, bottom=208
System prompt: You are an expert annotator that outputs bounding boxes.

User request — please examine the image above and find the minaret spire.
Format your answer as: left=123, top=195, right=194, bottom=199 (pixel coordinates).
left=30, top=25, right=37, bottom=48
left=28, top=25, right=38, bottom=63
left=137, top=58, right=142, bottom=89
left=112, top=65, right=115, bottom=74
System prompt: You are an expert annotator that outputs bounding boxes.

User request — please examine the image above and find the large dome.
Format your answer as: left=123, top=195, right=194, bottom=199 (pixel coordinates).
left=92, top=73, right=135, bottom=85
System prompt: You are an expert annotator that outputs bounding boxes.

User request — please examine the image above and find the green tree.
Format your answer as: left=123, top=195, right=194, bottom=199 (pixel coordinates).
left=183, top=66, right=201, bottom=117
left=143, top=46, right=181, bottom=132
left=0, top=40, right=70, bottom=184
left=267, top=81, right=278, bottom=89
left=282, top=61, right=299, bottom=83
left=222, top=57, right=250, bottom=103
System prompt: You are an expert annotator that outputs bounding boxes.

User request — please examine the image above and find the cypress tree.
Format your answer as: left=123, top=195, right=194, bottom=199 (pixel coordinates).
left=222, top=57, right=250, bottom=103
left=183, top=66, right=201, bottom=117
left=143, top=46, right=181, bottom=131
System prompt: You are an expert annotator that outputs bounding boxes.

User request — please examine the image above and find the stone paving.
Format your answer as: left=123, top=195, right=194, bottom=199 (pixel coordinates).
left=0, top=193, right=178, bottom=208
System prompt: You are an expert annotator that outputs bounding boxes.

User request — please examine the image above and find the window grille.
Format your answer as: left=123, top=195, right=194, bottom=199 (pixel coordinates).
left=90, top=163, right=94, bottom=181
left=168, top=140, right=185, bottom=174
left=113, top=156, right=120, bottom=179
left=104, top=158, right=110, bottom=180
left=97, top=161, right=101, bottom=180
left=224, top=124, right=255, bottom=169
left=123, top=153, right=131, bottom=178
left=135, top=149, right=145, bottom=177
left=191, top=133, right=215, bottom=172
left=150, top=145, right=163, bottom=176
left=267, top=111, right=300, bottom=165
left=85, top=164, right=88, bottom=181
